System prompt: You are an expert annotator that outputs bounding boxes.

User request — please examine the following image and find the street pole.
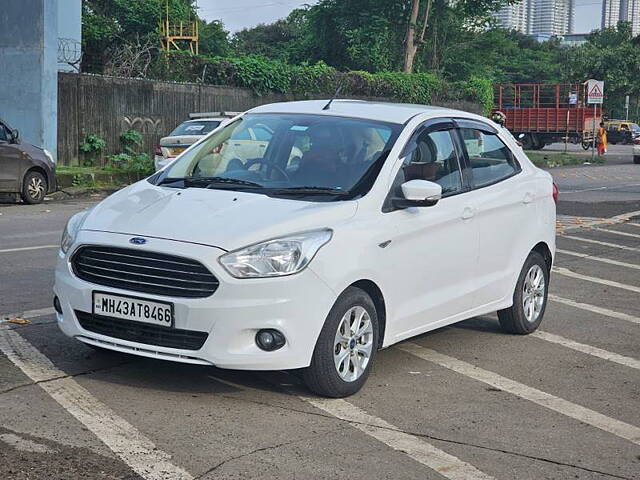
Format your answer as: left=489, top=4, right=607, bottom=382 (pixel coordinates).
left=625, top=95, right=629, bottom=121
left=565, top=110, right=569, bottom=153
left=591, top=103, right=596, bottom=162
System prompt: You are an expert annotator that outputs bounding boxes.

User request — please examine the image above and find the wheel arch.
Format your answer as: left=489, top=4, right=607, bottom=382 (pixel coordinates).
left=348, top=279, right=387, bottom=349
left=531, top=241, right=553, bottom=274
left=23, top=165, right=49, bottom=190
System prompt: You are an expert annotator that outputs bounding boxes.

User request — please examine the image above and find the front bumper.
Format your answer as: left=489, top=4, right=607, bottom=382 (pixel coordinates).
left=54, top=230, right=337, bottom=370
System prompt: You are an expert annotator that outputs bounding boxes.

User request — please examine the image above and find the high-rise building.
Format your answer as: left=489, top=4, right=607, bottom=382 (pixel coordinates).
left=493, top=0, right=573, bottom=36
left=602, top=0, right=622, bottom=29
left=530, top=0, right=572, bottom=36
left=620, top=0, right=640, bottom=35
left=602, top=0, right=640, bottom=35
left=494, top=1, right=531, bottom=33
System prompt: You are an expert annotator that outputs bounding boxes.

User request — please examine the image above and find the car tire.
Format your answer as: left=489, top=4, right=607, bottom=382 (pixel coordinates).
left=303, top=287, right=379, bottom=398
left=634, top=156, right=640, bottom=165
left=21, top=170, right=47, bottom=204
left=498, top=251, right=549, bottom=335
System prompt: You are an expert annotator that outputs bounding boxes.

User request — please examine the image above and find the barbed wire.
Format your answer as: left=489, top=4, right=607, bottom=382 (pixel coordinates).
left=58, top=37, right=82, bottom=70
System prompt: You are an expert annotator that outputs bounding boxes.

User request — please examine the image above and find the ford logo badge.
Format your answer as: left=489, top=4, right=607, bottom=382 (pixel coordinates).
left=129, top=237, right=147, bottom=245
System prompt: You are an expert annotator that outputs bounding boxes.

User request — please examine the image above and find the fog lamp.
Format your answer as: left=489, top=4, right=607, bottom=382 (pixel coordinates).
left=255, top=329, right=286, bottom=351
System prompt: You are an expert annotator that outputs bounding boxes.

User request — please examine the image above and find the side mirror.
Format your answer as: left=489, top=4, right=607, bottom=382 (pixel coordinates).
left=11, top=129, right=19, bottom=143
left=393, top=179, right=442, bottom=208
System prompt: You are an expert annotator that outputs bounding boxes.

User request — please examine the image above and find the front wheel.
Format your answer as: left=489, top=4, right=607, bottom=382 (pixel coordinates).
left=21, top=170, right=47, bottom=204
left=303, top=287, right=379, bottom=397
left=634, top=156, right=640, bottom=165
left=498, top=251, right=549, bottom=334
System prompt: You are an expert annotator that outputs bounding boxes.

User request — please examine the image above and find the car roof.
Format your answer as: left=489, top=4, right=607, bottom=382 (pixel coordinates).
left=247, top=99, right=484, bottom=125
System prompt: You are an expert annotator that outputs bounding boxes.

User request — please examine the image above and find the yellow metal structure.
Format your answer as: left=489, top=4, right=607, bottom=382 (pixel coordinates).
left=159, top=1, right=199, bottom=55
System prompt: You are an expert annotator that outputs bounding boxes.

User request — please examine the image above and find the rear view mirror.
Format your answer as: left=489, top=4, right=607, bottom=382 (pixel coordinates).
left=393, top=179, right=442, bottom=208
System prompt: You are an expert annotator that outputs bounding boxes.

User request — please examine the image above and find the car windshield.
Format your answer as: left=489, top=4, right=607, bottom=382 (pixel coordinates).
left=170, top=120, right=221, bottom=136
left=630, top=124, right=640, bottom=133
left=156, top=113, right=401, bottom=200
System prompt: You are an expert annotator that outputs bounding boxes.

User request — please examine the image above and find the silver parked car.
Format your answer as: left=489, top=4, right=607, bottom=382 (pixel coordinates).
left=154, top=112, right=240, bottom=171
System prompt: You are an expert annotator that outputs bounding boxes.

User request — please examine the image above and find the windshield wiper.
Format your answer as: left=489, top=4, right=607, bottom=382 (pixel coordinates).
left=184, top=176, right=264, bottom=188
left=270, top=186, right=350, bottom=196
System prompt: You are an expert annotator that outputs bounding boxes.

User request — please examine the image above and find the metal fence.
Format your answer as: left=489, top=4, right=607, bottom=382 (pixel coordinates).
left=58, top=73, right=481, bottom=166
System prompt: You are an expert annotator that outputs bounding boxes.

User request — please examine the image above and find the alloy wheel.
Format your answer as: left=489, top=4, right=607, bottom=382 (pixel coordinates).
left=28, top=177, right=45, bottom=200
left=522, top=264, right=545, bottom=323
left=333, top=306, right=374, bottom=382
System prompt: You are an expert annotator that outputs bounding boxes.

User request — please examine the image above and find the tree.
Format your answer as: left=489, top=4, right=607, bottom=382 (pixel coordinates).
left=403, top=0, right=432, bottom=73
left=199, top=20, right=231, bottom=57
left=82, top=0, right=214, bottom=72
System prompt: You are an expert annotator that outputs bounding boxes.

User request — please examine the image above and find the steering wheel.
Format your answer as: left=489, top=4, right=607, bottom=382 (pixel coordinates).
left=246, top=159, right=290, bottom=182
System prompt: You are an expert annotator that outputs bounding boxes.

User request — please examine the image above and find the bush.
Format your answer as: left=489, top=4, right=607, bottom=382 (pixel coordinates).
left=79, top=133, right=106, bottom=167
left=104, top=129, right=154, bottom=175
left=148, top=52, right=490, bottom=109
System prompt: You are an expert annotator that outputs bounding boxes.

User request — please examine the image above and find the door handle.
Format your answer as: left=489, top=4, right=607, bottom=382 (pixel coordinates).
left=461, top=206, right=474, bottom=220
left=523, top=192, right=534, bottom=204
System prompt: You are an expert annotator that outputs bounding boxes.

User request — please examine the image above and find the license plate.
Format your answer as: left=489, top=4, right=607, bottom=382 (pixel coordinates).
left=93, top=292, right=174, bottom=327
left=168, top=147, right=186, bottom=156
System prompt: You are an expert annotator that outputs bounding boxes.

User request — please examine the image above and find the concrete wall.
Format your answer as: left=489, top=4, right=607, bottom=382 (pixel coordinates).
left=0, top=0, right=58, bottom=160
left=57, top=0, right=82, bottom=72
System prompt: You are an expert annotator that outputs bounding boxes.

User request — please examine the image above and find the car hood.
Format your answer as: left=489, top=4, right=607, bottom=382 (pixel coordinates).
left=81, top=180, right=358, bottom=251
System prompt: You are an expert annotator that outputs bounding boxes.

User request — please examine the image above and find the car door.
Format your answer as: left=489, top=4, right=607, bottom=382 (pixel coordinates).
left=0, top=123, right=22, bottom=192
left=454, top=119, right=531, bottom=308
left=382, top=121, right=479, bottom=340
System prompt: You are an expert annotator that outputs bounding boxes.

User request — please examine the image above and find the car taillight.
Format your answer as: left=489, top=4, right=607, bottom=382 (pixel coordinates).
left=634, top=138, right=640, bottom=145
left=154, top=145, right=162, bottom=156
left=552, top=182, right=559, bottom=204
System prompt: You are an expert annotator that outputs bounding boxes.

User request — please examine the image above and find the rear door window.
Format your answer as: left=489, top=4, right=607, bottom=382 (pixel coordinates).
left=459, top=128, right=520, bottom=188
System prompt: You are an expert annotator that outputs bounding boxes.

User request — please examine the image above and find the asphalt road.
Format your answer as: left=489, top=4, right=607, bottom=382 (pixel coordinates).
left=1, top=161, right=639, bottom=479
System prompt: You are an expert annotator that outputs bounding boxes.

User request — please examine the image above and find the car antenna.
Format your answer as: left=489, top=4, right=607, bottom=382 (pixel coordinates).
left=322, top=84, right=343, bottom=111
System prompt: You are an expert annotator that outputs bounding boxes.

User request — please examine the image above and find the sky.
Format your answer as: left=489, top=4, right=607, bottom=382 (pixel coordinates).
left=198, top=0, right=601, bottom=35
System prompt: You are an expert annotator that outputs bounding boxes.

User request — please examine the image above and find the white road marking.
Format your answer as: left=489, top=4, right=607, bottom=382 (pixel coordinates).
left=0, top=328, right=192, bottom=480
left=561, top=235, right=640, bottom=252
left=532, top=331, right=640, bottom=370
left=555, top=249, right=640, bottom=270
left=549, top=294, right=640, bottom=326
left=627, top=222, right=640, bottom=228
left=398, top=343, right=640, bottom=445
left=303, top=397, right=495, bottom=480
left=0, top=245, right=59, bottom=254
left=0, top=433, right=55, bottom=454
left=1, top=307, right=56, bottom=322
left=212, top=373, right=495, bottom=480
left=591, top=227, right=640, bottom=239
left=553, top=266, right=640, bottom=294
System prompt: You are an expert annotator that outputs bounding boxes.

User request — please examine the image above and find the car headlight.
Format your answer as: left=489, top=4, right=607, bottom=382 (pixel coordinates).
left=61, top=210, right=91, bottom=254
left=219, top=229, right=333, bottom=278
left=43, top=149, right=55, bottom=164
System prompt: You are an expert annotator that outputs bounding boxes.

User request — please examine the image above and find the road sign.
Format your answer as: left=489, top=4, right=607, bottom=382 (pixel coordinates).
left=587, top=79, right=604, bottom=104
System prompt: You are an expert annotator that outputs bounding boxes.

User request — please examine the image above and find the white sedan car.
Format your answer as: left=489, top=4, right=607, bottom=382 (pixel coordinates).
left=54, top=100, right=556, bottom=397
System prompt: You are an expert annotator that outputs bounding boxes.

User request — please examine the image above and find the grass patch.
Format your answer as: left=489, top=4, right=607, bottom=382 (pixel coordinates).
left=525, top=152, right=605, bottom=168
left=56, top=165, right=128, bottom=175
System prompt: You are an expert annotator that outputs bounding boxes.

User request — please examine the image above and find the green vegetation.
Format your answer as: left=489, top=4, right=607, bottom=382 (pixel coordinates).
left=81, top=0, right=640, bottom=119
left=525, top=152, right=605, bottom=168
left=78, top=133, right=106, bottom=167
left=105, top=129, right=155, bottom=175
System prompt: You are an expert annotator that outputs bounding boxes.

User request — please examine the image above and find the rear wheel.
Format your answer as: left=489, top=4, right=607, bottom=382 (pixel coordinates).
left=634, top=156, right=640, bottom=165
left=21, top=170, right=47, bottom=204
left=303, top=287, right=379, bottom=397
left=498, top=251, right=549, bottom=334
